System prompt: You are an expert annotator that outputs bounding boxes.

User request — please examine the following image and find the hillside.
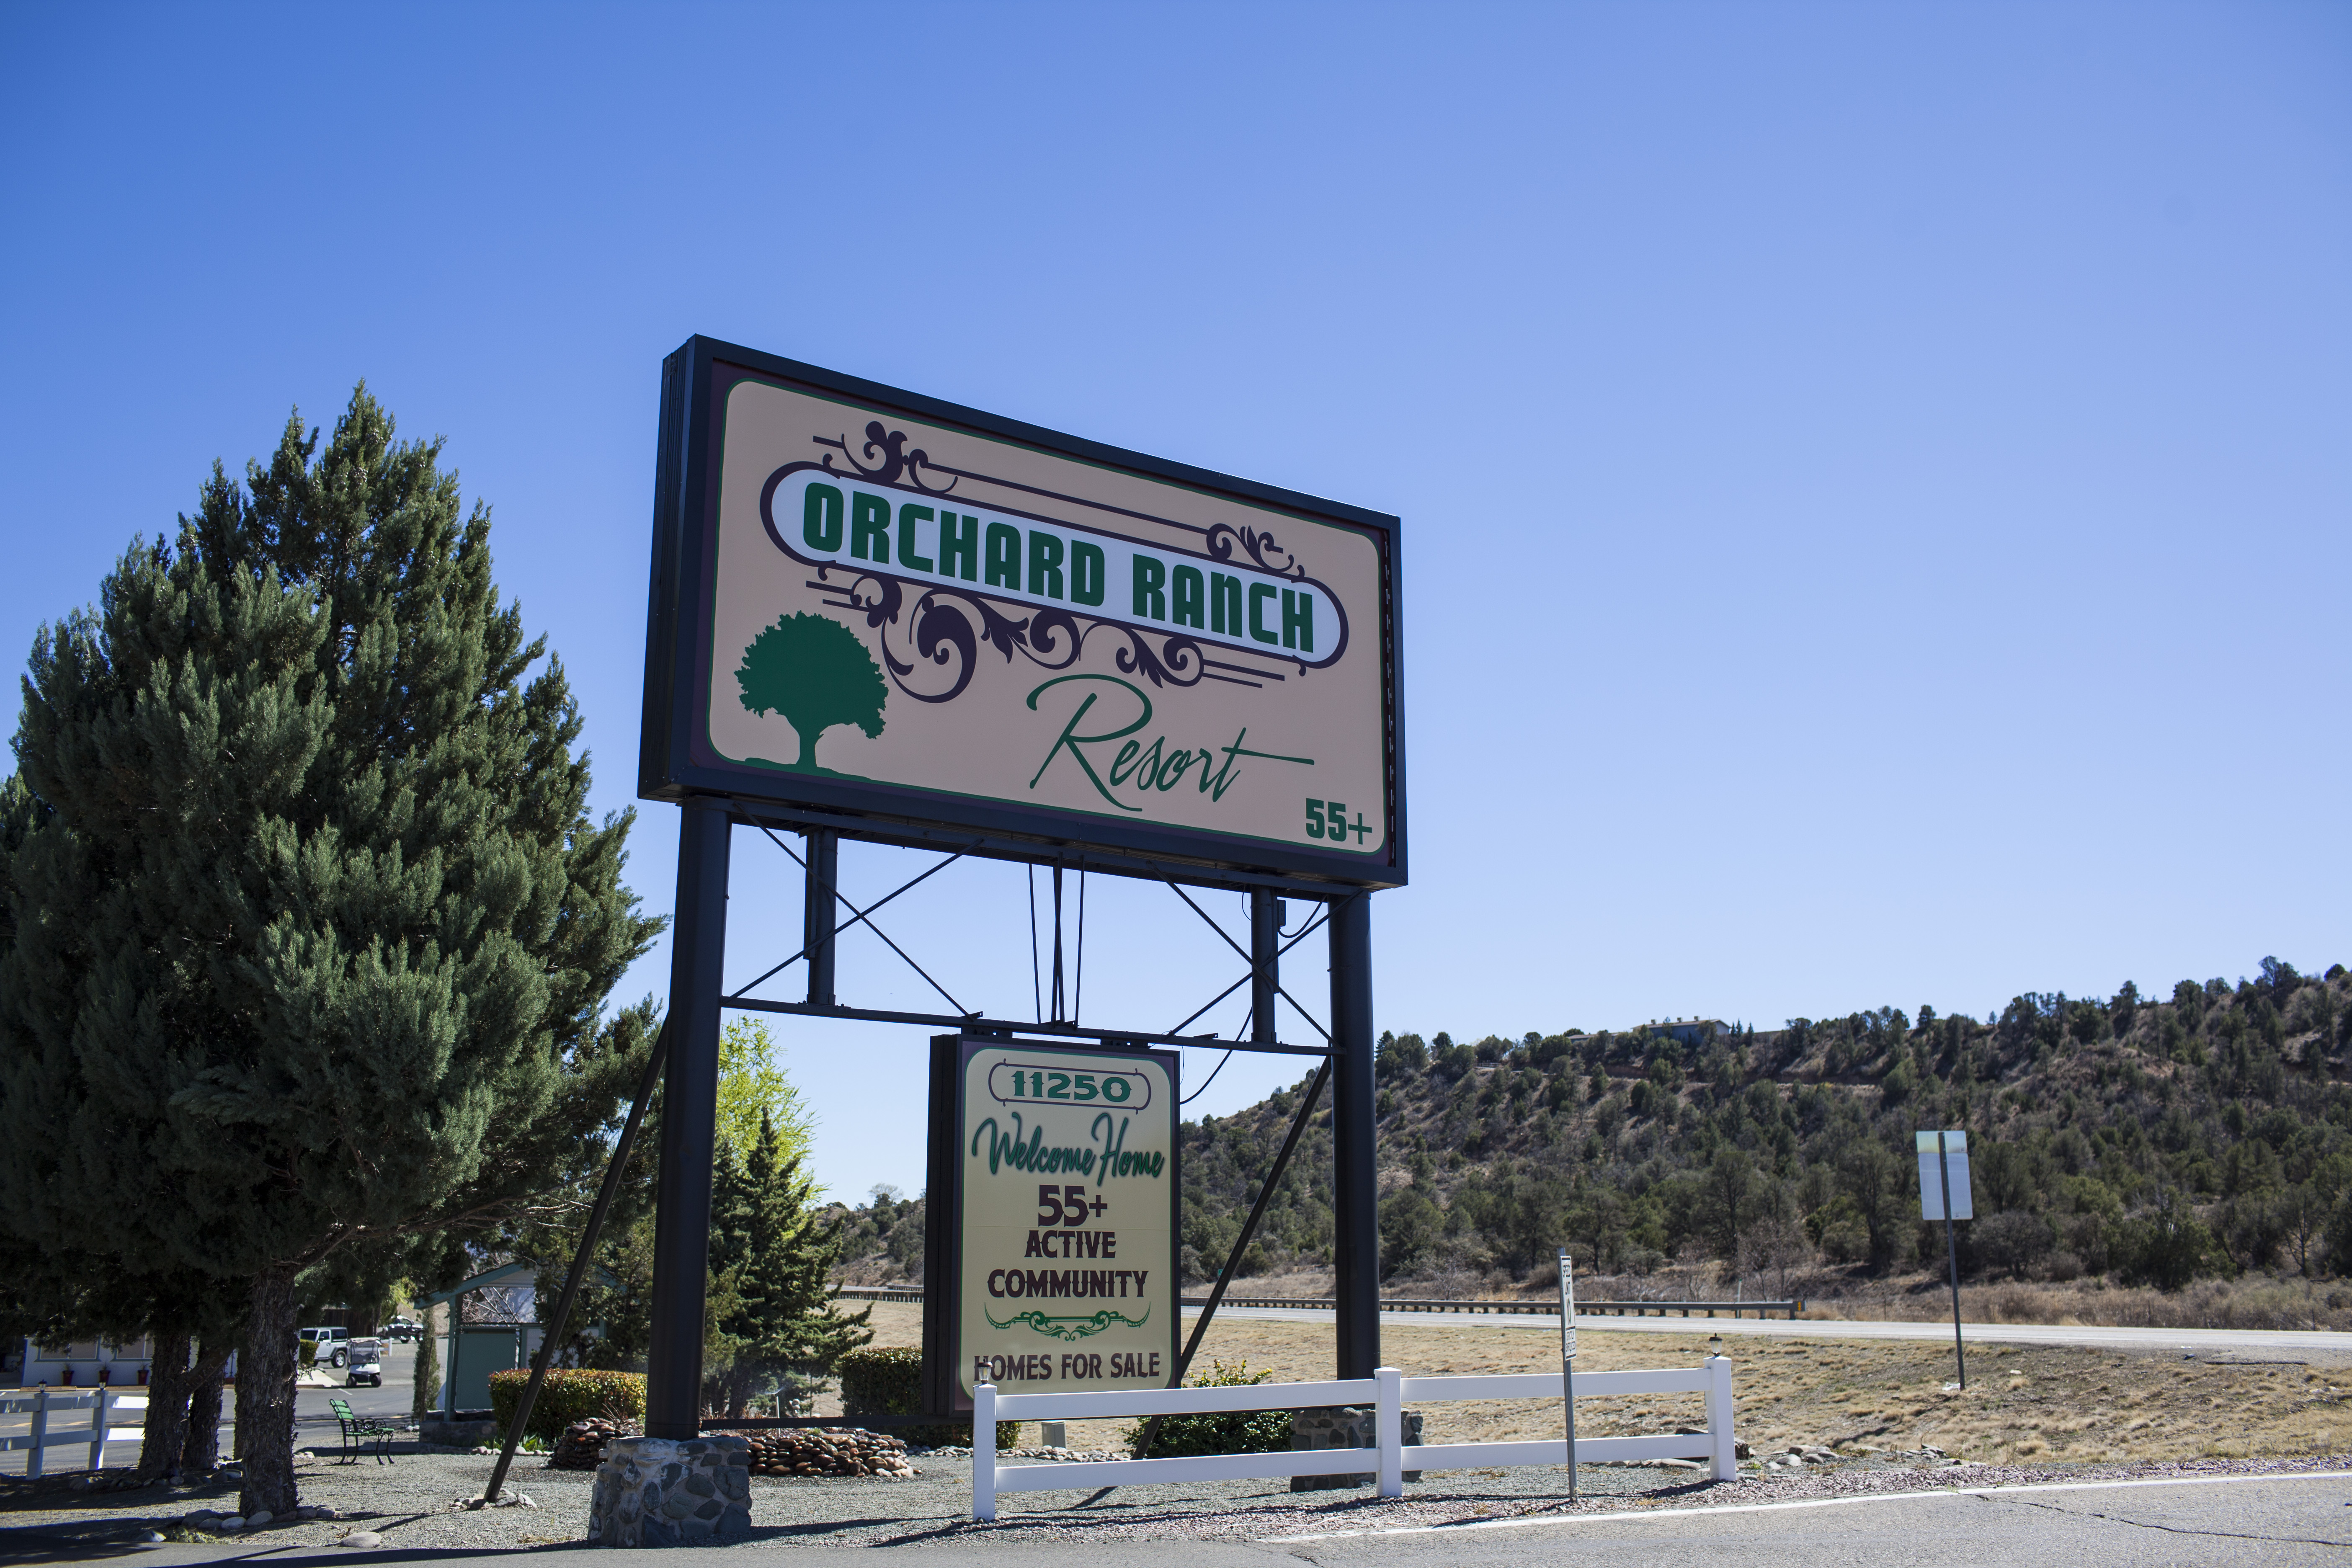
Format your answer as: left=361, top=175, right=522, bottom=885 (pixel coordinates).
left=833, top=956, right=2352, bottom=1313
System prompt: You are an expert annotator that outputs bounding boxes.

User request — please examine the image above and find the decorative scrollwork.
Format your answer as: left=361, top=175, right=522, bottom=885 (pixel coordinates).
left=814, top=420, right=958, bottom=494
left=816, top=566, right=1223, bottom=708
left=1204, top=522, right=1306, bottom=580
left=983, top=1305, right=1152, bottom=1341
left=1113, top=628, right=1206, bottom=691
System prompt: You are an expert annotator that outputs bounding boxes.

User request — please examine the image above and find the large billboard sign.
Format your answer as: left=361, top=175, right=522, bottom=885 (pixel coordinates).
left=922, top=1037, right=1179, bottom=1411
left=641, top=337, right=1405, bottom=887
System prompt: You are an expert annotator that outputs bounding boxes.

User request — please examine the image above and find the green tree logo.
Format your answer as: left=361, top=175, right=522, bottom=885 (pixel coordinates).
left=735, top=612, right=887, bottom=771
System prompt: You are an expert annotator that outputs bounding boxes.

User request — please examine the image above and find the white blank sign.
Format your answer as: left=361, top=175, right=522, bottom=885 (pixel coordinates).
left=1916, top=1130, right=1974, bottom=1220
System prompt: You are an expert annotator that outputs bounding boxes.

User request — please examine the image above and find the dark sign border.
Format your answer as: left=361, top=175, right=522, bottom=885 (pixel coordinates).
left=922, top=1035, right=1181, bottom=1417
left=640, top=336, right=1407, bottom=890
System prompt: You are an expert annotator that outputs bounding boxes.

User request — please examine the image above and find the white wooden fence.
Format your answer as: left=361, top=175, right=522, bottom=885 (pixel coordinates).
left=0, top=1388, right=148, bottom=1477
left=971, top=1355, right=1735, bottom=1520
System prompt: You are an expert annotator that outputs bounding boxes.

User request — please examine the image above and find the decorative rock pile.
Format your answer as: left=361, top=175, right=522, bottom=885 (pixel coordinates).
left=735, top=1427, right=915, bottom=1478
left=1763, top=1443, right=1844, bottom=1471
left=551, top=1416, right=638, bottom=1470
left=178, top=1504, right=339, bottom=1533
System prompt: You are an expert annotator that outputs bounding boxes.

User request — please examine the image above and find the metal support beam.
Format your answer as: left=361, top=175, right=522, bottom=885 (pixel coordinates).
left=803, top=827, right=838, bottom=1008
left=1328, top=890, right=1378, bottom=1379
left=647, top=801, right=731, bottom=1439
left=1250, top=888, right=1280, bottom=1044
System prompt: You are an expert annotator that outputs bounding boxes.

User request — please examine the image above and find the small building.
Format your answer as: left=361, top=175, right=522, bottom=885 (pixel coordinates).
left=425, top=1263, right=547, bottom=1413
left=14, top=1337, right=152, bottom=1387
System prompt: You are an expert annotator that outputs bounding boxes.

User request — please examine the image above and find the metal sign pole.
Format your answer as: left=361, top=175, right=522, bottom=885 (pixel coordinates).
left=1557, top=1247, right=1578, bottom=1503
left=645, top=802, right=732, bottom=1439
left=1329, top=892, right=1379, bottom=1381
left=1939, top=1131, right=1964, bottom=1390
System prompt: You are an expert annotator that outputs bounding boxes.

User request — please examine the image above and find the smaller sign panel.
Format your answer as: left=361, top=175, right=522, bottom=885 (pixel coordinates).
left=1556, top=1249, right=1577, bottom=1360
left=940, top=1038, right=1179, bottom=1411
left=1916, top=1130, right=1975, bottom=1221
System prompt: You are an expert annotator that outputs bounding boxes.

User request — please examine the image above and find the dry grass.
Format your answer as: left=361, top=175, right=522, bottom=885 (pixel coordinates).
left=1798, top=1274, right=2352, bottom=1333
left=835, top=1301, right=2352, bottom=1465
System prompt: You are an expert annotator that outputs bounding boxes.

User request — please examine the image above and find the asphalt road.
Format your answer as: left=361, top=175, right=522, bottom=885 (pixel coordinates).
left=0, top=1342, right=418, bottom=1476
left=1196, top=1305, right=2352, bottom=1358
left=108, top=1472, right=2352, bottom=1565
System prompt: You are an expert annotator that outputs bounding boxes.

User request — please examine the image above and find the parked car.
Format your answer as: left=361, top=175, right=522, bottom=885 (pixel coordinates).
left=298, top=1326, right=349, bottom=1368
left=345, top=1338, right=383, bottom=1387
left=382, top=1317, right=423, bottom=1344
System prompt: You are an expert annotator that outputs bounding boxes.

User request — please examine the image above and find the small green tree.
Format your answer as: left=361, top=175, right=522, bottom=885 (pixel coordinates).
left=703, top=1107, right=871, bottom=1418
left=413, top=1303, right=441, bottom=1422
left=531, top=1017, right=830, bottom=1387
left=717, top=1016, right=813, bottom=1163
left=735, top=613, right=886, bottom=769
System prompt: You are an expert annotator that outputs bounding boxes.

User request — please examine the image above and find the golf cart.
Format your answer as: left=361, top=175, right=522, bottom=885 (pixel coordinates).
left=345, top=1338, right=383, bottom=1387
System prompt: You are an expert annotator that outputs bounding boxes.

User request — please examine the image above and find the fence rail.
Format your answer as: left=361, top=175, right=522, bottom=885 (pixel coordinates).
left=0, top=1388, right=148, bottom=1476
left=967, top=1358, right=1736, bottom=1520
left=835, top=1285, right=1804, bottom=1321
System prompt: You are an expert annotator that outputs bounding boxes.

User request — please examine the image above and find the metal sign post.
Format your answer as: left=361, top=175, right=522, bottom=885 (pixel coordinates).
left=1916, top=1130, right=1974, bottom=1389
left=1556, top=1247, right=1578, bottom=1503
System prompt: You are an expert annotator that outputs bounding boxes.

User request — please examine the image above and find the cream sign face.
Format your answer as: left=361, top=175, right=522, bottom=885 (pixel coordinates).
left=953, top=1040, right=1178, bottom=1408
left=642, top=342, right=1405, bottom=886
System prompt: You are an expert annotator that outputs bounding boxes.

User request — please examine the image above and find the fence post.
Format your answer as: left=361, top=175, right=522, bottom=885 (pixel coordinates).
left=88, top=1387, right=110, bottom=1471
left=27, top=1387, right=46, bottom=1479
left=1375, top=1367, right=1402, bottom=1498
left=972, top=1383, right=997, bottom=1522
left=1705, top=1355, right=1736, bottom=1481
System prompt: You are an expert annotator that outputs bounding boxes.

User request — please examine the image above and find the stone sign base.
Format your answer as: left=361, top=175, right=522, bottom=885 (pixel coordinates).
left=587, top=1435, right=751, bottom=1546
left=1288, top=1405, right=1422, bottom=1491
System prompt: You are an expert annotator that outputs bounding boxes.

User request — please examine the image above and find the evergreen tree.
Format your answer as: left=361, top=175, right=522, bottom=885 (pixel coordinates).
left=703, top=1108, right=871, bottom=1418
left=411, top=1303, right=441, bottom=1423
left=0, top=389, right=659, bottom=1514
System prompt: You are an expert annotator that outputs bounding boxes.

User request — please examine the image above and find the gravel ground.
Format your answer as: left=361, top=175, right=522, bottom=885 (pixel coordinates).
left=5, top=1445, right=2350, bottom=1550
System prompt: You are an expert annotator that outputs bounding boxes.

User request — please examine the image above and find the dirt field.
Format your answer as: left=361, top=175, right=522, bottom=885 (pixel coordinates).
left=838, top=1302, right=2352, bottom=1465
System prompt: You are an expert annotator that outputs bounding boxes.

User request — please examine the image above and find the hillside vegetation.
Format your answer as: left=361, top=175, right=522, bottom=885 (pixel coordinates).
left=834, top=957, right=2352, bottom=1312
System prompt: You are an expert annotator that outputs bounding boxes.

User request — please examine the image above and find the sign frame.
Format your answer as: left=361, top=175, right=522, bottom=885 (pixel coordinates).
left=922, top=1035, right=1182, bottom=1418
left=639, top=335, right=1407, bottom=890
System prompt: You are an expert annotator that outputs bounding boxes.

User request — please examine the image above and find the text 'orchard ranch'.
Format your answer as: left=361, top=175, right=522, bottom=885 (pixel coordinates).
left=762, top=469, right=1345, bottom=666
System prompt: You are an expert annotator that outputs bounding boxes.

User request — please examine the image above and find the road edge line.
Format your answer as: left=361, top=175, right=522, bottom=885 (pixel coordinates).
left=1264, top=1467, right=2352, bottom=1542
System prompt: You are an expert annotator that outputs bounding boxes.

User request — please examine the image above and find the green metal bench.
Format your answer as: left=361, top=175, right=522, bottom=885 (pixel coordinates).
left=328, top=1396, right=395, bottom=1464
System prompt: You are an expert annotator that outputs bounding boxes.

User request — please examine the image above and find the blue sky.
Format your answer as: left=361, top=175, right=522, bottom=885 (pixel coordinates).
left=4, top=3, right=2346, bottom=1202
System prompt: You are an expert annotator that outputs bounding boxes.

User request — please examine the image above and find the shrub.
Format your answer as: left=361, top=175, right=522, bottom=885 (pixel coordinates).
left=487, top=1369, right=647, bottom=1442
left=838, top=1346, right=1016, bottom=1449
left=1123, top=1359, right=1289, bottom=1458
left=1975, top=1212, right=2054, bottom=1280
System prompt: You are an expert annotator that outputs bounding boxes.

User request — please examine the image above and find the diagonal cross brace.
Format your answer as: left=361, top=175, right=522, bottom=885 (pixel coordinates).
left=1167, top=909, right=1331, bottom=1039
left=1155, top=872, right=1331, bottom=1041
left=729, top=827, right=971, bottom=1014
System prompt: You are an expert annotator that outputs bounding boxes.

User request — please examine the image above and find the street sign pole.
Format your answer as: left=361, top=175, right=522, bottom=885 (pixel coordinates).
left=1556, top=1247, right=1578, bottom=1503
left=1939, top=1131, right=1963, bottom=1390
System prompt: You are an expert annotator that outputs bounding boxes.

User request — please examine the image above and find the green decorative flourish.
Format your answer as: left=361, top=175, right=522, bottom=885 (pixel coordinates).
left=985, top=1305, right=1152, bottom=1342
